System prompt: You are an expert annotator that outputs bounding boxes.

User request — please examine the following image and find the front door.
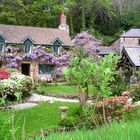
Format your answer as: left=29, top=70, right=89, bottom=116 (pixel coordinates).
left=21, top=63, right=30, bottom=76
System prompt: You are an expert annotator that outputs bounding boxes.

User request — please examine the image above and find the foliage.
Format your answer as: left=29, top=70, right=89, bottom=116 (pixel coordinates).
left=64, top=57, right=95, bottom=86
left=63, top=53, right=120, bottom=103
left=60, top=94, right=134, bottom=129
left=44, top=119, right=140, bottom=140
left=0, top=102, right=79, bottom=139
left=0, top=67, right=10, bottom=80
left=129, top=83, right=140, bottom=102
left=72, top=31, right=102, bottom=60
left=94, top=95, right=133, bottom=121
left=6, top=68, right=18, bottom=73
left=0, top=0, right=139, bottom=43
left=123, top=106, right=140, bottom=121
left=11, top=72, right=33, bottom=96
left=63, top=54, right=96, bottom=104
left=59, top=116, right=79, bottom=127
left=40, top=84, right=97, bottom=95
left=0, top=72, right=33, bottom=100
left=94, top=54, right=120, bottom=96
left=110, top=74, right=127, bottom=96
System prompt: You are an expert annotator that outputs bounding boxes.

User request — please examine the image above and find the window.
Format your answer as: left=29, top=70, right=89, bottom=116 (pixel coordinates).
left=0, top=35, right=5, bottom=52
left=39, top=64, right=54, bottom=75
left=53, top=46, right=60, bottom=55
left=0, top=43, right=5, bottom=52
left=51, top=38, right=62, bottom=55
left=23, top=37, right=33, bottom=53
left=24, top=44, right=32, bottom=53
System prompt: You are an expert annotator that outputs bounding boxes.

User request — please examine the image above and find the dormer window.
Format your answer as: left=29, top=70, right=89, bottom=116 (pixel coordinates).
left=51, top=38, right=63, bottom=55
left=24, top=44, right=32, bottom=53
left=53, top=46, right=60, bottom=55
left=0, top=35, right=5, bottom=53
left=22, top=37, right=34, bottom=53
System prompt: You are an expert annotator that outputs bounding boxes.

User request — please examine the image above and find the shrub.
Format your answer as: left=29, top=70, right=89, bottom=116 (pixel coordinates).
left=6, top=68, right=18, bottom=74
left=110, top=74, right=127, bottom=96
left=123, top=106, right=140, bottom=121
left=94, top=96, right=132, bottom=121
left=0, top=67, right=10, bottom=80
left=59, top=116, right=80, bottom=127
left=68, top=96, right=134, bottom=129
left=0, top=72, right=33, bottom=100
left=129, top=83, right=140, bottom=101
left=0, top=78, right=17, bottom=96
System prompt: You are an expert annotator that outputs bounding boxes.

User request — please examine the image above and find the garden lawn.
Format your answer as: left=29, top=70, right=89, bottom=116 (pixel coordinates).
left=45, top=120, right=140, bottom=140
left=0, top=102, right=79, bottom=139
left=40, top=84, right=97, bottom=95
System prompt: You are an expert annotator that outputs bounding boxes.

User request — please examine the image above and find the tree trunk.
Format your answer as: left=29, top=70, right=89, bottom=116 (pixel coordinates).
left=78, top=83, right=89, bottom=105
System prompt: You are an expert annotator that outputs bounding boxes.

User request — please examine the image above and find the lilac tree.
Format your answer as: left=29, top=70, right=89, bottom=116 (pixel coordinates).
left=72, top=31, right=102, bottom=60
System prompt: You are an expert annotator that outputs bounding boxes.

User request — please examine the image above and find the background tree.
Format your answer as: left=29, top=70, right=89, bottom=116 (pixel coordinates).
left=0, top=0, right=139, bottom=44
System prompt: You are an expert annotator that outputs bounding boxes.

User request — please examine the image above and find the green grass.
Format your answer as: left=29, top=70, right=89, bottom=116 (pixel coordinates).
left=44, top=120, right=140, bottom=140
left=0, top=102, right=79, bottom=139
left=40, top=84, right=97, bottom=95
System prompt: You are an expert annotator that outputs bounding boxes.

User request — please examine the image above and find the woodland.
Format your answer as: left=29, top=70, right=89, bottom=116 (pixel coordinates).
left=0, top=0, right=140, bottom=44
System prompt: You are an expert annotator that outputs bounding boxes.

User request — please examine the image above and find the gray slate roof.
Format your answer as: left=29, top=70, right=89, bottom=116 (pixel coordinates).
left=98, top=47, right=118, bottom=55
left=121, top=29, right=140, bottom=38
left=0, top=24, right=72, bottom=46
left=123, top=46, right=140, bottom=67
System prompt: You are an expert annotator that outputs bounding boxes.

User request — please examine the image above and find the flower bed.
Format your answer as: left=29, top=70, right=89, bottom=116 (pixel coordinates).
left=0, top=68, right=33, bottom=101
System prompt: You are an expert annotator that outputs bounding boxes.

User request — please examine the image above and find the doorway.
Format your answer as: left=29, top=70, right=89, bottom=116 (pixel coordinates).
left=21, top=63, right=30, bottom=76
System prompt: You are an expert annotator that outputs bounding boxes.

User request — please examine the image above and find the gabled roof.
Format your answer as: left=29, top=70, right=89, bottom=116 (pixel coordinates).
left=98, top=47, right=118, bottom=55
left=21, top=36, right=35, bottom=43
left=122, top=46, right=140, bottom=67
left=51, top=37, right=63, bottom=45
left=121, top=29, right=140, bottom=38
left=0, top=24, right=72, bottom=46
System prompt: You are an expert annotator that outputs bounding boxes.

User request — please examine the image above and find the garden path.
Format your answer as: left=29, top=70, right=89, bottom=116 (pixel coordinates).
left=7, top=94, right=81, bottom=110
left=28, top=93, right=79, bottom=103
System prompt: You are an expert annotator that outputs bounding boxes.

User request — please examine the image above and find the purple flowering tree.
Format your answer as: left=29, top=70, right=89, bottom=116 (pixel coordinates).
left=72, top=31, right=102, bottom=60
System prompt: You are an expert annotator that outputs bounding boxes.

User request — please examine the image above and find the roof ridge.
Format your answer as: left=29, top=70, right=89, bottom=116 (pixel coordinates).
left=0, top=24, right=61, bottom=31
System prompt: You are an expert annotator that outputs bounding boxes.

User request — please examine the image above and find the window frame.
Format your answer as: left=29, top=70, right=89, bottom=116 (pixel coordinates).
left=38, top=64, right=54, bottom=75
left=0, top=34, right=5, bottom=53
left=0, top=43, right=5, bottom=52
left=23, top=38, right=33, bottom=53
left=53, top=45, right=60, bottom=55
left=51, top=38, right=63, bottom=55
left=24, top=44, right=32, bottom=53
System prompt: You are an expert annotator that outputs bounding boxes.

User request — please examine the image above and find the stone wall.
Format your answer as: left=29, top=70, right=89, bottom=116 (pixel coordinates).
left=122, top=37, right=140, bottom=46
left=112, top=37, right=140, bottom=53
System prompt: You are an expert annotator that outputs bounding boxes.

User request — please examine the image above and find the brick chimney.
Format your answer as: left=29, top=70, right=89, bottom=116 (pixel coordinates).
left=58, top=11, right=69, bottom=34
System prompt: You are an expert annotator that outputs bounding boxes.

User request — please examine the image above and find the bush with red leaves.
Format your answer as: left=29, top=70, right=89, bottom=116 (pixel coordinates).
left=0, top=67, right=10, bottom=80
left=93, top=95, right=134, bottom=123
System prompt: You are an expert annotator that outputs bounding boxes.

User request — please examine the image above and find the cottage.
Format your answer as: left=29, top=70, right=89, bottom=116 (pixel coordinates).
left=0, top=12, right=72, bottom=81
left=111, top=29, right=140, bottom=70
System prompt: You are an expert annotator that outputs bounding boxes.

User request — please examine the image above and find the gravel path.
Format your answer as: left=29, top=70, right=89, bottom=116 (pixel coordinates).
left=9, top=103, right=38, bottom=110
left=3, top=94, right=80, bottom=110
left=28, top=94, right=79, bottom=103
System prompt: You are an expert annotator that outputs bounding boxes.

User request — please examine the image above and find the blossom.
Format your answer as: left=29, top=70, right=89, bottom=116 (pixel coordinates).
left=8, top=62, right=18, bottom=68
left=0, top=67, right=10, bottom=80
left=0, top=45, right=71, bottom=77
